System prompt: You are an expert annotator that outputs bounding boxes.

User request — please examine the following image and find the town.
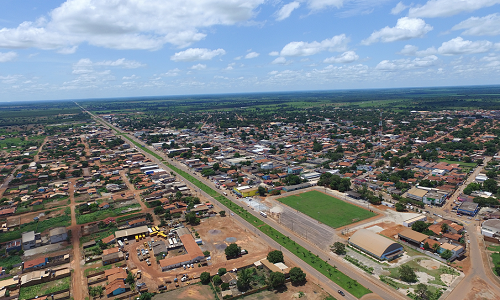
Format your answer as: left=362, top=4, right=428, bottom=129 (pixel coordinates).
left=1, top=92, right=500, bottom=300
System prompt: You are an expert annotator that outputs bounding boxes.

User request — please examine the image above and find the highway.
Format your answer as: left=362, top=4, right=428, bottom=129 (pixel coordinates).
left=75, top=104, right=411, bottom=300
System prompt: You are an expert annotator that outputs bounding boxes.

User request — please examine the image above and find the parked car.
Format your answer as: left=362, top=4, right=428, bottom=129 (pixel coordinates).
left=338, top=290, right=345, bottom=296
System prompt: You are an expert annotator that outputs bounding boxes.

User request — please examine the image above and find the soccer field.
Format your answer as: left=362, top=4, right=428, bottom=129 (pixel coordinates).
left=278, top=190, right=377, bottom=228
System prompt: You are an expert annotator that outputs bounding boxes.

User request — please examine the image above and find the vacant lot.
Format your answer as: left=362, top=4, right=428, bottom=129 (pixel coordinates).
left=278, top=191, right=376, bottom=228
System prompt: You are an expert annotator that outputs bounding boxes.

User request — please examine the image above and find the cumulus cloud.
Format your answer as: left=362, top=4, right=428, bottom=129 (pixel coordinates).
left=391, top=2, right=408, bottom=14
left=122, top=75, right=139, bottom=80
left=279, top=34, right=348, bottom=56
left=408, top=0, right=500, bottom=18
left=398, top=45, right=438, bottom=56
left=269, top=51, right=280, bottom=56
left=95, top=58, right=145, bottom=68
left=0, top=51, right=18, bottom=62
left=245, top=52, right=260, bottom=59
left=323, top=51, right=359, bottom=63
left=159, top=68, right=181, bottom=77
left=271, top=57, right=288, bottom=64
left=275, top=2, right=300, bottom=21
left=376, top=55, right=438, bottom=71
left=452, top=13, right=500, bottom=36
left=57, top=46, right=78, bottom=54
left=307, top=0, right=344, bottom=11
left=224, top=63, right=236, bottom=70
left=0, top=0, right=264, bottom=51
left=437, top=37, right=494, bottom=55
left=191, top=63, right=207, bottom=70
left=362, top=17, right=432, bottom=45
left=171, top=48, right=226, bottom=62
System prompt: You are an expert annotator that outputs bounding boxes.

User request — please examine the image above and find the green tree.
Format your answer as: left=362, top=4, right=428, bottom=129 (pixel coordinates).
left=221, top=282, right=230, bottom=291
left=487, top=170, right=497, bottom=179
left=225, top=243, right=241, bottom=258
left=440, top=249, right=453, bottom=260
left=236, top=268, right=252, bottom=291
left=441, top=223, right=449, bottom=233
left=201, top=168, right=215, bottom=177
left=312, top=140, right=323, bottom=152
left=139, top=293, right=154, bottom=300
left=416, top=283, right=430, bottom=300
left=289, top=267, right=306, bottom=284
left=269, top=272, right=286, bottom=289
left=432, top=243, right=441, bottom=253
left=267, top=250, right=284, bottom=263
left=219, top=210, right=226, bottom=217
left=185, top=212, right=200, bottom=225
left=218, top=268, right=227, bottom=276
left=399, top=265, right=417, bottom=283
left=258, top=186, right=266, bottom=196
left=213, top=275, right=222, bottom=285
left=332, top=242, right=346, bottom=255
left=200, top=272, right=211, bottom=284
left=423, top=242, right=430, bottom=250
left=212, top=163, right=220, bottom=171
left=395, top=203, right=405, bottom=212
left=411, top=221, right=430, bottom=233
left=125, top=272, right=135, bottom=285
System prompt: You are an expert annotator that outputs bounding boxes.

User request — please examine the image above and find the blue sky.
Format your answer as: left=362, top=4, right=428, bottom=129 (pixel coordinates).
left=0, top=0, right=500, bottom=101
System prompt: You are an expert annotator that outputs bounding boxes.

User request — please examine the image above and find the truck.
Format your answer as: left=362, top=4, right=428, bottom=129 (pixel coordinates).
left=260, top=211, right=267, bottom=218
left=117, top=240, right=124, bottom=248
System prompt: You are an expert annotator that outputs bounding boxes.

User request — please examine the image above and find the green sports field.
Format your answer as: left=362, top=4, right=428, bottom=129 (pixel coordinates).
left=279, top=190, right=377, bottom=228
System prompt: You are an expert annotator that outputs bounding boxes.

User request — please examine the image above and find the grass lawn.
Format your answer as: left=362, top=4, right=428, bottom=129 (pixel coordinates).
left=439, top=159, right=477, bottom=168
left=488, top=245, right=500, bottom=252
left=385, top=258, right=459, bottom=286
left=76, top=203, right=141, bottom=224
left=19, top=276, right=70, bottom=300
left=278, top=191, right=376, bottom=228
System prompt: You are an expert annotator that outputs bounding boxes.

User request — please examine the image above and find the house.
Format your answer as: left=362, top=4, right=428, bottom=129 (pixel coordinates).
left=128, top=218, right=147, bottom=227
left=6, top=239, right=22, bottom=252
left=102, top=252, right=124, bottom=265
left=105, top=279, right=127, bottom=297
left=439, top=243, right=465, bottom=261
left=23, top=257, right=48, bottom=271
left=102, top=234, right=116, bottom=245
left=49, top=227, right=68, bottom=244
left=220, top=272, right=238, bottom=285
left=287, top=166, right=303, bottom=175
left=22, top=231, right=40, bottom=250
left=99, top=202, right=110, bottom=209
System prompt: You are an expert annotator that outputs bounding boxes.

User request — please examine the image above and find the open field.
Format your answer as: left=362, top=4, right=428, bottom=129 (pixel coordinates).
left=278, top=191, right=376, bottom=229
left=19, top=276, right=70, bottom=300
left=439, top=159, right=477, bottom=168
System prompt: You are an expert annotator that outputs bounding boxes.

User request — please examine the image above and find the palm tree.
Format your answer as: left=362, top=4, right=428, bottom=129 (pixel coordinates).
left=432, top=243, right=441, bottom=253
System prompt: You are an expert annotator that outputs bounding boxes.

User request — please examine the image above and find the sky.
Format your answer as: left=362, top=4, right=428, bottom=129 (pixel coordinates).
left=1, top=0, right=500, bottom=101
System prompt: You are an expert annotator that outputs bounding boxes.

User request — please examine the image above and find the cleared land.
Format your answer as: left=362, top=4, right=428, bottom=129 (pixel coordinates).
left=278, top=191, right=376, bottom=228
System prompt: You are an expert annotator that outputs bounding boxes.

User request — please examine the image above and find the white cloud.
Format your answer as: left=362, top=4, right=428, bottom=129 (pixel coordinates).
left=452, top=13, right=500, bottom=36
left=438, top=37, right=494, bottom=55
left=245, top=52, right=260, bottom=59
left=0, top=0, right=264, bottom=51
left=376, top=55, right=438, bottom=71
left=408, top=0, right=500, bottom=18
left=280, top=34, right=349, bottom=56
left=171, top=48, right=226, bottom=62
left=391, top=2, right=408, bottom=14
left=95, top=58, right=145, bottom=68
left=362, top=17, right=432, bottom=45
left=275, top=2, right=300, bottom=21
left=160, top=68, right=181, bottom=76
left=191, top=63, right=207, bottom=70
left=398, top=44, right=438, bottom=56
left=307, top=0, right=344, bottom=11
left=225, top=63, right=236, bottom=70
left=269, top=51, right=280, bottom=56
left=323, top=51, right=359, bottom=63
left=271, top=57, right=288, bottom=64
left=0, top=51, right=18, bottom=62
left=122, top=75, right=140, bottom=80
left=57, top=45, right=78, bottom=54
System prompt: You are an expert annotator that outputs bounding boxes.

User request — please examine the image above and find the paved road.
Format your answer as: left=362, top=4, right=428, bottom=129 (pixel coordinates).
left=445, top=223, right=500, bottom=299
left=79, top=109, right=413, bottom=300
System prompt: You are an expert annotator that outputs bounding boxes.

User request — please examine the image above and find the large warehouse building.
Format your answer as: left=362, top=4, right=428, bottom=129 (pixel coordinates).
left=482, top=219, right=500, bottom=237
left=348, top=229, right=403, bottom=261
